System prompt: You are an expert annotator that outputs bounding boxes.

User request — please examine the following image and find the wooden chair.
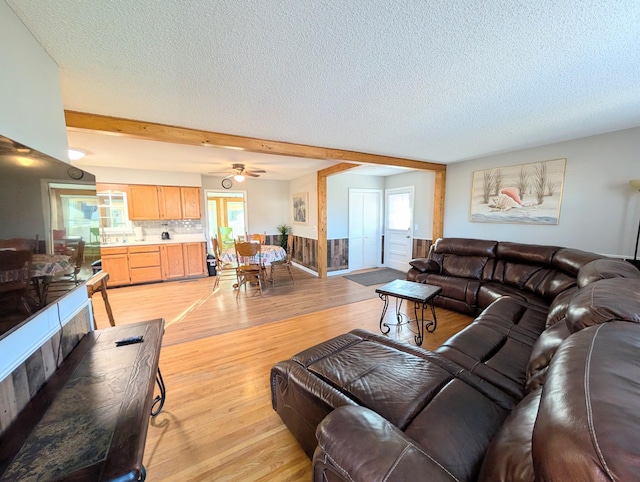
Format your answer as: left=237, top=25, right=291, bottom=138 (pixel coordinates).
left=270, top=234, right=294, bottom=285
left=247, top=232, right=266, bottom=244
left=234, top=241, right=266, bottom=298
left=85, top=271, right=115, bottom=329
left=0, top=250, right=34, bottom=318
left=211, top=236, right=237, bottom=290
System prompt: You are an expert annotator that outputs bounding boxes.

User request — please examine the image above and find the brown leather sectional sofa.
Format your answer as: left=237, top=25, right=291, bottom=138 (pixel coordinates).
left=271, top=238, right=640, bottom=481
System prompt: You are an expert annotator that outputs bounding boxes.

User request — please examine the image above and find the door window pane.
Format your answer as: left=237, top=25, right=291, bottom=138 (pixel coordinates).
left=387, top=192, right=411, bottom=230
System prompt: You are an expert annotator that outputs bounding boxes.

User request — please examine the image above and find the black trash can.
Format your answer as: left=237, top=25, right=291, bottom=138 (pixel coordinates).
left=206, top=254, right=216, bottom=276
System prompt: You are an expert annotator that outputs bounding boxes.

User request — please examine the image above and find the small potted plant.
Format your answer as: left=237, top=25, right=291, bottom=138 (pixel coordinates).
left=276, top=224, right=291, bottom=251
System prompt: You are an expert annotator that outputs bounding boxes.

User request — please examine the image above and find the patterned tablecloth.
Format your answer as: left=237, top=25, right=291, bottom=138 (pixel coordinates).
left=31, top=254, right=74, bottom=278
left=220, top=245, right=286, bottom=266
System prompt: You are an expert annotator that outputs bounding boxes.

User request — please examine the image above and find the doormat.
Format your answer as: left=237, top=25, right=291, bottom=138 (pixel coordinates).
left=343, top=268, right=405, bottom=287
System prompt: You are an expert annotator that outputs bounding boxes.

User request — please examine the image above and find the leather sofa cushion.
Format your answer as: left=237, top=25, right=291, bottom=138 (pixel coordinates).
left=478, top=281, right=550, bottom=312
left=432, top=237, right=497, bottom=257
left=577, top=258, right=640, bottom=288
left=552, top=247, right=606, bottom=276
left=532, top=322, right=640, bottom=480
left=478, top=387, right=541, bottom=482
left=496, top=242, right=559, bottom=265
left=545, top=285, right=578, bottom=328
left=409, top=258, right=439, bottom=273
left=566, top=278, right=640, bottom=333
left=441, top=254, right=488, bottom=279
left=436, top=298, right=546, bottom=400
left=524, top=321, right=571, bottom=393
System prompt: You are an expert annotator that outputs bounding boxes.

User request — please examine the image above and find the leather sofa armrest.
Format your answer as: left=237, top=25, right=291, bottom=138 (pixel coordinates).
left=313, top=405, right=457, bottom=482
left=409, top=258, right=440, bottom=273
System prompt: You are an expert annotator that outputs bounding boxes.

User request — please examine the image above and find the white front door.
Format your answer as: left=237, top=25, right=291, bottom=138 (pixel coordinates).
left=349, top=189, right=382, bottom=271
left=384, top=187, right=414, bottom=271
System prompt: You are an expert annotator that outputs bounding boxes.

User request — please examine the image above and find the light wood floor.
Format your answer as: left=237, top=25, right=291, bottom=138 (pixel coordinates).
left=92, top=267, right=473, bottom=481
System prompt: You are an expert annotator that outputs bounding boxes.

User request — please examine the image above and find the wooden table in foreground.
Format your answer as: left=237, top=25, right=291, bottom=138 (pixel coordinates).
left=375, top=279, right=442, bottom=346
left=0, top=319, right=165, bottom=481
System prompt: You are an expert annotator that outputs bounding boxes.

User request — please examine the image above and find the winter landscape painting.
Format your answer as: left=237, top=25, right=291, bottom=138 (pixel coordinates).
left=470, top=158, right=566, bottom=225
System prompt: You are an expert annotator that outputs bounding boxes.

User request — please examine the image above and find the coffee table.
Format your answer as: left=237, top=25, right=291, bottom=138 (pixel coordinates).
left=375, top=279, right=442, bottom=346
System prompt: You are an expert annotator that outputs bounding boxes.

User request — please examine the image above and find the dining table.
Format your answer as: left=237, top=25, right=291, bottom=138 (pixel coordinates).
left=220, top=244, right=286, bottom=266
left=30, top=253, right=74, bottom=307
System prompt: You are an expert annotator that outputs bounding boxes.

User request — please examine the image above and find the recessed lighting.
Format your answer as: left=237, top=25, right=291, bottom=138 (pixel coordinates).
left=68, top=148, right=85, bottom=161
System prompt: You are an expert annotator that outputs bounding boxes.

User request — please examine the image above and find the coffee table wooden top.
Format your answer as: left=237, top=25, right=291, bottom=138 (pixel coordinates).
left=375, top=279, right=441, bottom=303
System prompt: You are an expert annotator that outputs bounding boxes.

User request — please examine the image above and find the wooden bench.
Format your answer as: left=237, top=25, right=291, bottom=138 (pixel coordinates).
left=0, top=319, right=165, bottom=481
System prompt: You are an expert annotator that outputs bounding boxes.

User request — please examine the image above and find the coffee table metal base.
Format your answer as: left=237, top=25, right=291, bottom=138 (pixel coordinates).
left=375, top=280, right=442, bottom=346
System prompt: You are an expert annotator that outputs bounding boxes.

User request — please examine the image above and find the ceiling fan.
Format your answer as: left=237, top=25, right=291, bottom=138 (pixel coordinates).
left=209, top=163, right=266, bottom=183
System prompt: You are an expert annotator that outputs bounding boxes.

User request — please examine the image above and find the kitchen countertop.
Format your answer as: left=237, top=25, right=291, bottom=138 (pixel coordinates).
left=100, top=235, right=207, bottom=248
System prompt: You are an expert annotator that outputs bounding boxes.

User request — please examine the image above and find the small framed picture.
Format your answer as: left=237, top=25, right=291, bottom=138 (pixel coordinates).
left=292, top=192, right=308, bottom=225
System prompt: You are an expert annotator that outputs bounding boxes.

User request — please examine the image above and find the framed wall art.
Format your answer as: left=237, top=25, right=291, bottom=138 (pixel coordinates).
left=292, top=192, right=308, bottom=225
left=470, top=158, right=567, bottom=225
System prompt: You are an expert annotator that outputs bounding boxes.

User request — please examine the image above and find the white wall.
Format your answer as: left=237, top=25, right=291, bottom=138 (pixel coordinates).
left=444, top=127, right=640, bottom=258
left=0, top=1, right=68, bottom=162
left=385, top=170, right=435, bottom=240
left=327, top=173, right=385, bottom=239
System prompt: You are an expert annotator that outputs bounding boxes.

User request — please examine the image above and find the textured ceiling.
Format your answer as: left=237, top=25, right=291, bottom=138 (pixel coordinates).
left=6, top=0, right=640, bottom=173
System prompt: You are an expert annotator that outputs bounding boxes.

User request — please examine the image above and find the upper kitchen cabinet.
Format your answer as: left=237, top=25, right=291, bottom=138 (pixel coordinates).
left=181, top=187, right=202, bottom=219
left=106, top=184, right=202, bottom=221
left=158, top=186, right=182, bottom=219
left=128, top=185, right=160, bottom=220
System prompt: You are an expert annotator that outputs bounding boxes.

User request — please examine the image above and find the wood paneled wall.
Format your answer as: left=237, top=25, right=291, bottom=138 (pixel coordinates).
left=0, top=307, right=91, bottom=436
left=327, top=239, right=348, bottom=272
left=413, top=238, right=433, bottom=259
left=291, top=235, right=317, bottom=271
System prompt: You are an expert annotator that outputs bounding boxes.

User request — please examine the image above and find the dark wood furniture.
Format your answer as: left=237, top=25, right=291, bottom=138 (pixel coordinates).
left=0, top=319, right=165, bottom=481
left=86, top=271, right=116, bottom=329
left=375, top=279, right=441, bottom=346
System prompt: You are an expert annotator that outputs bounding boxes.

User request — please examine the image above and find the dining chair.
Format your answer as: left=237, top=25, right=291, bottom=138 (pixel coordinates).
left=219, top=227, right=234, bottom=250
left=234, top=240, right=266, bottom=298
left=211, top=236, right=238, bottom=290
left=0, top=250, right=34, bottom=318
left=270, top=234, right=294, bottom=284
left=247, top=232, right=266, bottom=244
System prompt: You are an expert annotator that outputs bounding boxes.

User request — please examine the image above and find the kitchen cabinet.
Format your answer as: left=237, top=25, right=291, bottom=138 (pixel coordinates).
left=181, top=187, right=202, bottom=219
left=183, top=242, right=207, bottom=277
left=100, top=247, right=131, bottom=286
left=160, top=243, right=186, bottom=280
left=158, top=186, right=183, bottom=219
left=101, top=242, right=206, bottom=286
left=128, top=185, right=160, bottom=220
left=128, top=245, right=162, bottom=284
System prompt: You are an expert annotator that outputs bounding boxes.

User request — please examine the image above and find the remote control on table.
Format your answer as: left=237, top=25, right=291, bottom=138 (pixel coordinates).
left=115, top=335, right=144, bottom=346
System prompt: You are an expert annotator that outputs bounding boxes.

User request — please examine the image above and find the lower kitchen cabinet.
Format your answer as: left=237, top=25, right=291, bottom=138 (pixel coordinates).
left=100, top=242, right=207, bottom=286
left=183, top=242, right=207, bottom=277
left=161, top=244, right=186, bottom=280
left=129, top=245, right=162, bottom=284
left=100, top=247, right=131, bottom=286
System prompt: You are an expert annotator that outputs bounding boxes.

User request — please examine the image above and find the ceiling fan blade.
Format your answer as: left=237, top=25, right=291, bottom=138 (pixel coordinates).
left=246, top=169, right=266, bottom=174
left=245, top=172, right=260, bottom=177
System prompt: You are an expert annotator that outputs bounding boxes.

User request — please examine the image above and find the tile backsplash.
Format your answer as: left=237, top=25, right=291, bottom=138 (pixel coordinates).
left=104, top=220, right=204, bottom=242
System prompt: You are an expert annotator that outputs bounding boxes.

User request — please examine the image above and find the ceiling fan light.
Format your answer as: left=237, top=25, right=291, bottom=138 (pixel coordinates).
left=234, top=174, right=245, bottom=182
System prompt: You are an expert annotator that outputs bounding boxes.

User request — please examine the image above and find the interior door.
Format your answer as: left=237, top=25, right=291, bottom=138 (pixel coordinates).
left=349, top=189, right=382, bottom=271
left=384, top=187, right=414, bottom=271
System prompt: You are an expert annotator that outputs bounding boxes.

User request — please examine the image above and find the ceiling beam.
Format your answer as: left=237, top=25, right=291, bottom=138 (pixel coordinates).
left=65, top=110, right=445, bottom=171
left=65, top=110, right=448, bottom=278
